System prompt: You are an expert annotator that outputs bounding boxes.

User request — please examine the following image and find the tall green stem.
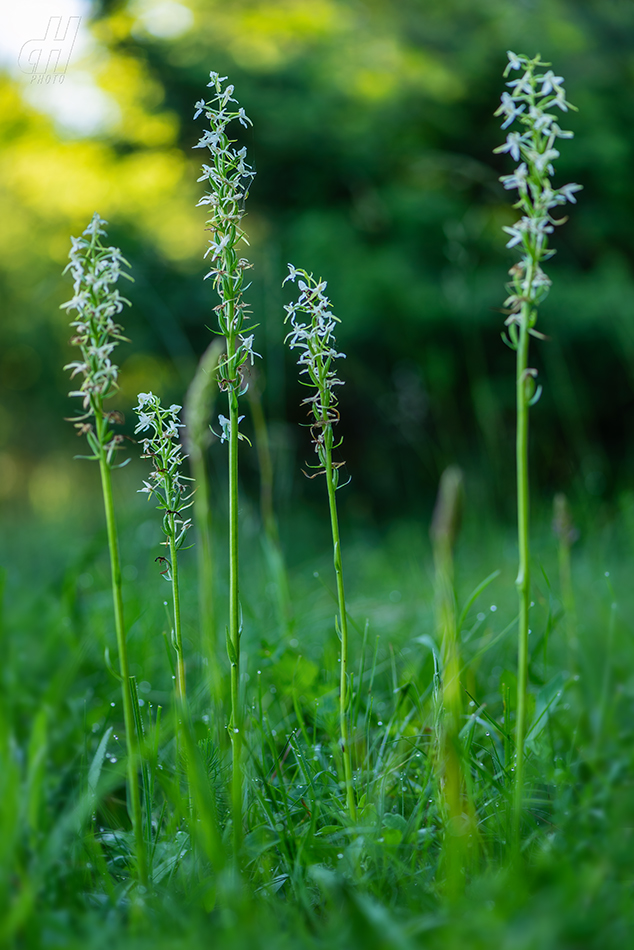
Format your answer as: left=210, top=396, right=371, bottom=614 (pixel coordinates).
left=98, top=450, right=146, bottom=886
left=324, top=431, right=356, bottom=822
left=227, top=337, right=243, bottom=855
left=514, top=298, right=532, bottom=840
left=168, top=527, right=186, bottom=702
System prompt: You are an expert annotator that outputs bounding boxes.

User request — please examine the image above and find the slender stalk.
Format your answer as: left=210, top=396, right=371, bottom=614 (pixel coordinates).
left=227, top=342, right=243, bottom=855
left=513, top=307, right=531, bottom=839
left=324, top=429, right=356, bottom=822
left=168, top=526, right=186, bottom=701
left=98, top=451, right=146, bottom=886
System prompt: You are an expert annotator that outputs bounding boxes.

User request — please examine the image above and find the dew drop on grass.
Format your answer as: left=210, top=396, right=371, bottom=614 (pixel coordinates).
left=110, top=702, right=115, bottom=707
left=337, top=853, right=343, bottom=859
left=477, top=612, right=486, bottom=622
left=490, top=605, right=497, bottom=612
left=605, top=571, right=610, bottom=577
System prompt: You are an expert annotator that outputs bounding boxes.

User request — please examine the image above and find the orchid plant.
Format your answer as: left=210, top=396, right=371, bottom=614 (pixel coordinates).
left=494, top=51, right=581, bottom=835
left=194, top=72, right=259, bottom=852
left=62, top=213, right=146, bottom=885
left=283, top=265, right=355, bottom=821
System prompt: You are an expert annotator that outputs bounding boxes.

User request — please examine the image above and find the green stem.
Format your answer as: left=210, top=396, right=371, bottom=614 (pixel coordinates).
left=167, top=528, right=194, bottom=823
left=98, top=454, right=147, bottom=886
left=168, top=527, right=186, bottom=702
left=514, top=302, right=531, bottom=842
left=227, top=339, right=243, bottom=855
left=190, top=446, right=221, bottom=701
left=324, top=433, right=356, bottom=822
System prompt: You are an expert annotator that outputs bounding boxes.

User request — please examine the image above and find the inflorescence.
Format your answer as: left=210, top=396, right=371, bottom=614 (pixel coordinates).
left=494, top=51, right=581, bottom=346
left=194, top=72, right=259, bottom=396
left=134, top=393, right=192, bottom=577
left=62, top=213, right=132, bottom=463
left=283, top=265, right=347, bottom=481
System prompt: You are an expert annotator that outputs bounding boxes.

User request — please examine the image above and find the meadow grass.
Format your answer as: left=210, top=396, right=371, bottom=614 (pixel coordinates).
left=2, top=489, right=634, bottom=948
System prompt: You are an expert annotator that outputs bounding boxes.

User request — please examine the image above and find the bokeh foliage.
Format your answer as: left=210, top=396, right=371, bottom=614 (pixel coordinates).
left=2, top=0, right=634, bottom=519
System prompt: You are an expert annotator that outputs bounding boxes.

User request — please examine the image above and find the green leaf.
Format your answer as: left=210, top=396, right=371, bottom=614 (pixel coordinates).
left=88, top=727, right=113, bottom=797
left=457, top=570, right=501, bottom=632
left=525, top=671, right=569, bottom=746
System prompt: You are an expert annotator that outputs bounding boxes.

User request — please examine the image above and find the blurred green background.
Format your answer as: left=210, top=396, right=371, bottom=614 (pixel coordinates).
left=1, top=0, right=634, bottom=524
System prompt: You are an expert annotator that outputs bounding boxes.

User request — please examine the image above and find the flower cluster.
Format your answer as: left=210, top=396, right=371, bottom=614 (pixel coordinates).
left=194, top=72, right=259, bottom=393
left=494, top=52, right=581, bottom=345
left=283, top=265, right=347, bottom=480
left=62, top=213, right=132, bottom=463
left=134, top=393, right=192, bottom=570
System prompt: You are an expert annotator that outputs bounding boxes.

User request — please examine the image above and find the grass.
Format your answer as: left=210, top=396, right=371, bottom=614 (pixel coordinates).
left=2, top=484, right=634, bottom=948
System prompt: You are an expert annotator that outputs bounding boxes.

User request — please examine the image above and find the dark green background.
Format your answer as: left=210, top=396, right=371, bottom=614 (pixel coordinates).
left=2, top=0, right=634, bottom=522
